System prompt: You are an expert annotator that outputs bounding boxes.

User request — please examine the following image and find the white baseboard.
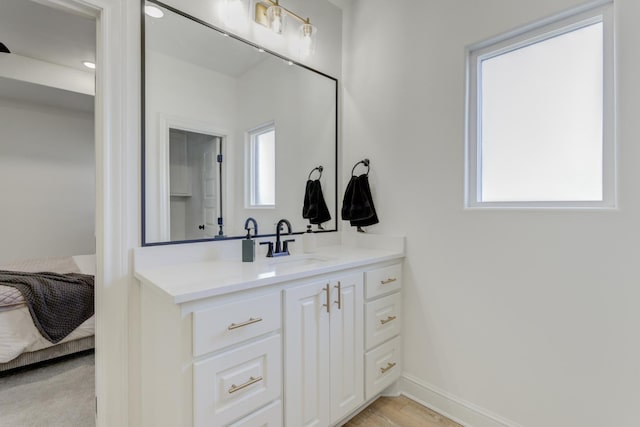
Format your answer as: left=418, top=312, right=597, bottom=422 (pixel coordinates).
left=399, top=374, right=525, bottom=427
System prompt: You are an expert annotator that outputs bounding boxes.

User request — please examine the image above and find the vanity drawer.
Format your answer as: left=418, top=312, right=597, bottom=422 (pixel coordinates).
left=193, top=334, right=281, bottom=427
left=365, top=292, right=401, bottom=350
left=365, top=264, right=402, bottom=299
left=365, top=335, right=402, bottom=401
left=228, top=399, right=282, bottom=427
left=193, top=292, right=281, bottom=356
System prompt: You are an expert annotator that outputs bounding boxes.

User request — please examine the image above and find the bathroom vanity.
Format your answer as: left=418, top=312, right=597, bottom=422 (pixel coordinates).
left=134, top=233, right=404, bottom=427
left=138, top=2, right=400, bottom=425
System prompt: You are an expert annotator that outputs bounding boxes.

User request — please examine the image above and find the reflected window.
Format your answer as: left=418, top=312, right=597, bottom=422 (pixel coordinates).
left=248, top=123, right=276, bottom=207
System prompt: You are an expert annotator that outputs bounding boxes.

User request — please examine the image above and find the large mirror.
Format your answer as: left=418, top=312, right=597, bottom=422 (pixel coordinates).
left=143, top=1, right=337, bottom=245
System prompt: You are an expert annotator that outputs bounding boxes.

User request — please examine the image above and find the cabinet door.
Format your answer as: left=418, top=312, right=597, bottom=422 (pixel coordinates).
left=284, top=280, right=331, bottom=427
left=329, top=273, right=364, bottom=424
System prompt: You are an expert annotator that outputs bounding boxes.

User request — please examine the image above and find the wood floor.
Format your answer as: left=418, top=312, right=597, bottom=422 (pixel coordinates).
left=344, top=396, right=462, bottom=427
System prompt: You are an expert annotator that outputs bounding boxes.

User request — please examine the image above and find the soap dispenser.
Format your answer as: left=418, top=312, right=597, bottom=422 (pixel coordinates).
left=242, top=217, right=258, bottom=262
left=302, top=224, right=317, bottom=253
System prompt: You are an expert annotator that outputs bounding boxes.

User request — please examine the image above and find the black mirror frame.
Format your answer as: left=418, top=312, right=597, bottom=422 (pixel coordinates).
left=140, top=0, right=339, bottom=246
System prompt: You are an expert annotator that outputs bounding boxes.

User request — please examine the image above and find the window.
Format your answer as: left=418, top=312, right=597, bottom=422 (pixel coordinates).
left=466, top=3, right=614, bottom=208
left=248, top=123, right=276, bottom=207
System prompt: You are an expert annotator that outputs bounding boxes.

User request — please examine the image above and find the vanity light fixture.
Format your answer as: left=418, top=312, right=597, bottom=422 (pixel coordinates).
left=144, top=4, right=164, bottom=18
left=255, top=0, right=317, bottom=55
left=82, top=61, right=96, bottom=70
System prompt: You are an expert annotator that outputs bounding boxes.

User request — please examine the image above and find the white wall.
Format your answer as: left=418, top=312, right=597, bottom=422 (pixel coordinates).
left=0, top=96, right=94, bottom=264
left=342, top=1, right=640, bottom=426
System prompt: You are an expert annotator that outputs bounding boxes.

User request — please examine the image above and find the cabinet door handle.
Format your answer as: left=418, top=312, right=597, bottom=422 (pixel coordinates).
left=380, top=315, right=397, bottom=325
left=228, top=376, right=263, bottom=394
left=380, top=278, right=397, bottom=285
left=380, top=362, right=397, bottom=374
left=334, top=281, right=342, bottom=310
left=322, top=283, right=331, bottom=314
left=228, top=317, right=263, bottom=330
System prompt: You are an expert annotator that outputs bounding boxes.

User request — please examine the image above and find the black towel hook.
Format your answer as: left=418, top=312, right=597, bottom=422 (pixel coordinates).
left=351, top=158, right=370, bottom=177
left=308, top=165, right=323, bottom=180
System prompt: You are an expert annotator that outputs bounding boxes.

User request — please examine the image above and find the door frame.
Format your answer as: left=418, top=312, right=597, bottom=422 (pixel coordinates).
left=35, top=0, right=139, bottom=426
left=155, top=114, right=231, bottom=241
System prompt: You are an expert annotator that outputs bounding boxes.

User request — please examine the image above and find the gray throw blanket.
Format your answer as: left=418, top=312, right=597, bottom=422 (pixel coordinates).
left=0, top=270, right=94, bottom=344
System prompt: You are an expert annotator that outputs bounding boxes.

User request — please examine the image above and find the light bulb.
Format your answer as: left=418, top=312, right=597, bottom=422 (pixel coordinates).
left=272, top=15, right=282, bottom=33
left=299, top=23, right=316, bottom=57
left=267, top=5, right=285, bottom=35
left=301, top=35, right=312, bottom=56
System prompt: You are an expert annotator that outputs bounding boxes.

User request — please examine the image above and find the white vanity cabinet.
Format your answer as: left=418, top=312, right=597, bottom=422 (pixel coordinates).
left=284, top=273, right=364, bottom=427
left=139, top=287, right=283, bottom=427
left=364, top=263, right=403, bottom=400
left=135, top=238, right=404, bottom=427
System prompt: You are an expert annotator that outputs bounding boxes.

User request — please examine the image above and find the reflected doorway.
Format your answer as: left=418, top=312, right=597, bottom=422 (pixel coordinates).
left=169, top=128, right=224, bottom=240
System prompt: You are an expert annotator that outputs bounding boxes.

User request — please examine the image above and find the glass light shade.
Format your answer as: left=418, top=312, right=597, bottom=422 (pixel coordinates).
left=299, top=23, right=317, bottom=57
left=266, top=5, right=286, bottom=35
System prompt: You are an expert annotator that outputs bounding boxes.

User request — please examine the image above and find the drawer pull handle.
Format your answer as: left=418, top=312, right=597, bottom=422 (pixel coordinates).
left=322, top=283, right=331, bottom=314
left=334, top=281, right=342, bottom=310
left=228, top=376, right=263, bottom=394
left=380, top=315, right=397, bottom=325
left=380, top=362, right=397, bottom=374
left=380, top=278, right=397, bottom=285
left=228, top=317, right=263, bottom=330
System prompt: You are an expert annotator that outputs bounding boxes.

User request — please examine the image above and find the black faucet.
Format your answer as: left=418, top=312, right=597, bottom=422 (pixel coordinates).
left=243, top=217, right=258, bottom=237
left=262, top=219, right=294, bottom=257
left=260, top=219, right=296, bottom=257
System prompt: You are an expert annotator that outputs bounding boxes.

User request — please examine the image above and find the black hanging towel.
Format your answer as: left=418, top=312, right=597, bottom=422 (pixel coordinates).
left=342, top=159, right=378, bottom=228
left=303, top=166, right=331, bottom=226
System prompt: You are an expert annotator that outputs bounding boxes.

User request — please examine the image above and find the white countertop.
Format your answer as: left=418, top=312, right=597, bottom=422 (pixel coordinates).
left=135, top=244, right=403, bottom=304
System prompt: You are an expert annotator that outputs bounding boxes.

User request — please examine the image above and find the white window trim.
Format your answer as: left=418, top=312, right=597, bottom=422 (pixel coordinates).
left=246, top=121, right=276, bottom=209
left=465, top=0, right=616, bottom=209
